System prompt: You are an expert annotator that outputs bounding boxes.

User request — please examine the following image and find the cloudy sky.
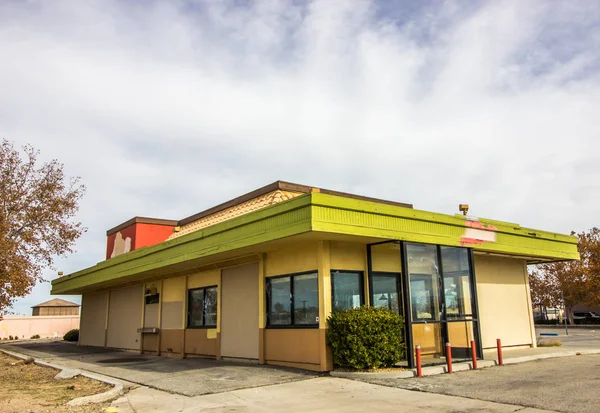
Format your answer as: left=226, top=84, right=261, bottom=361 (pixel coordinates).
left=2, top=0, right=599, bottom=315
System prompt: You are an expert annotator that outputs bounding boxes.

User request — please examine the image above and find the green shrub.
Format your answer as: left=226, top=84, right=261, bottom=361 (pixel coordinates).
left=326, top=306, right=405, bottom=370
left=30, top=334, right=40, bottom=339
left=63, top=329, right=79, bottom=342
left=8, top=335, right=13, bottom=340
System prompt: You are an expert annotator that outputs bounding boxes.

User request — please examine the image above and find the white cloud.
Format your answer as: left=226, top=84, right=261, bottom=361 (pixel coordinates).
left=2, top=0, right=599, bottom=314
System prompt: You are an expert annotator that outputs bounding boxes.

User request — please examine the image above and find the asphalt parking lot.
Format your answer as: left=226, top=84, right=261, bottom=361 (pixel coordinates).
left=358, top=353, right=600, bottom=413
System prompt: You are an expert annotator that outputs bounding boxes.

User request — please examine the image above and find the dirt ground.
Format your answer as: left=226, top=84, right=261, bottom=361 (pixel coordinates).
left=0, top=353, right=112, bottom=413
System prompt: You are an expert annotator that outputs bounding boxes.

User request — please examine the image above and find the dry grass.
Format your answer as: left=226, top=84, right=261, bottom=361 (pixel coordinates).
left=0, top=353, right=112, bottom=413
left=537, top=339, right=563, bottom=347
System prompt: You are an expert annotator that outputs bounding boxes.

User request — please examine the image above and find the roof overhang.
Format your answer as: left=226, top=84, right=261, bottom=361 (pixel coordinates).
left=52, top=192, right=579, bottom=295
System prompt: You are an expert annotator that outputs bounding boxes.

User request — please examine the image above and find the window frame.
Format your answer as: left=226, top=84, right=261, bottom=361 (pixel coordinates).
left=266, top=270, right=319, bottom=329
left=187, top=285, right=218, bottom=329
left=331, top=270, right=365, bottom=311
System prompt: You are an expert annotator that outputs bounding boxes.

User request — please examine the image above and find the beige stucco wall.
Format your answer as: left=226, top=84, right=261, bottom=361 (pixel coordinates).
left=264, top=329, right=320, bottom=366
left=475, top=254, right=535, bottom=348
left=185, top=328, right=218, bottom=356
left=79, top=291, right=108, bottom=346
left=265, top=242, right=318, bottom=276
left=221, top=262, right=259, bottom=359
left=330, top=241, right=366, bottom=271
left=371, top=242, right=402, bottom=273
left=0, top=316, right=80, bottom=340
left=106, top=285, right=143, bottom=350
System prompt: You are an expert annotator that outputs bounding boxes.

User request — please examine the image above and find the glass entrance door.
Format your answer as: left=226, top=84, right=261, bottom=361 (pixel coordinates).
left=404, top=242, right=480, bottom=365
left=441, top=246, right=477, bottom=359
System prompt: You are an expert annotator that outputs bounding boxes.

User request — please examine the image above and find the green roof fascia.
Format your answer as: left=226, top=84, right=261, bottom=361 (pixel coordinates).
left=51, top=195, right=313, bottom=294
left=310, top=192, right=579, bottom=261
left=53, top=191, right=579, bottom=295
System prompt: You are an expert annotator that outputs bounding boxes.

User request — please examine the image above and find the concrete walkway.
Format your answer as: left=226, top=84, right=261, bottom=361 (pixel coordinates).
left=3, top=332, right=599, bottom=413
left=109, top=376, right=557, bottom=413
left=0, top=340, right=316, bottom=396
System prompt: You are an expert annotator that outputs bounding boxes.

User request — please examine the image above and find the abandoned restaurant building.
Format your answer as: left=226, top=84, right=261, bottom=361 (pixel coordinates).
left=51, top=181, right=579, bottom=370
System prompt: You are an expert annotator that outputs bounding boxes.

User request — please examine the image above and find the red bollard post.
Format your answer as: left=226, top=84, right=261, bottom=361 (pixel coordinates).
left=497, top=338, right=504, bottom=366
left=416, top=345, right=422, bottom=377
left=470, top=340, right=478, bottom=369
left=446, top=342, right=453, bottom=373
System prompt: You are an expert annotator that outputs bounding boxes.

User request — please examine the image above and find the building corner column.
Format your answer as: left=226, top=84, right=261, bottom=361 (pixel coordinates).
left=258, top=253, right=266, bottom=364
left=523, top=261, right=537, bottom=348
left=216, top=269, right=223, bottom=360
left=104, top=290, right=110, bottom=348
left=140, top=284, right=145, bottom=354
left=318, top=240, right=332, bottom=371
left=157, top=280, right=163, bottom=356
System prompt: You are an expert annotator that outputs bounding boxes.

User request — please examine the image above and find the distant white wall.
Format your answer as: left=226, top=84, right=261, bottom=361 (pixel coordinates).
left=0, top=315, right=80, bottom=339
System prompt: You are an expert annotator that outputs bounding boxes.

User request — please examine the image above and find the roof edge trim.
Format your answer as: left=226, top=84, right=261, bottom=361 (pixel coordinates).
left=106, top=217, right=178, bottom=236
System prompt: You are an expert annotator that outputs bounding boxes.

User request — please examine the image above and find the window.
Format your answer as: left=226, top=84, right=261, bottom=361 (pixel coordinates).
left=267, top=272, right=319, bottom=327
left=145, top=293, right=160, bottom=305
left=440, top=246, right=473, bottom=319
left=371, top=273, right=401, bottom=314
left=406, top=243, right=441, bottom=321
left=331, top=271, right=364, bottom=311
left=187, top=286, right=218, bottom=328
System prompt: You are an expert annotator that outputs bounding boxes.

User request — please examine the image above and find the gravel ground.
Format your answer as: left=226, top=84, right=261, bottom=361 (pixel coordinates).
left=0, top=353, right=111, bottom=413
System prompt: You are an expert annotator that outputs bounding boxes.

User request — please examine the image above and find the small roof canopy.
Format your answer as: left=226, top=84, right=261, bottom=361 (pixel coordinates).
left=31, top=298, right=80, bottom=308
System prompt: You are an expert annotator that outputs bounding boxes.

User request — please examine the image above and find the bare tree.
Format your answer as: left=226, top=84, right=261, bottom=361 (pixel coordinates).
left=0, top=139, right=86, bottom=313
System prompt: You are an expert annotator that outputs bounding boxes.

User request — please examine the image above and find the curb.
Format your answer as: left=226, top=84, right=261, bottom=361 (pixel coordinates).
left=1, top=349, right=126, bottom=406
left=330, top=349, right=600, bottom=380
left=535, top=325, right=600, bottom=330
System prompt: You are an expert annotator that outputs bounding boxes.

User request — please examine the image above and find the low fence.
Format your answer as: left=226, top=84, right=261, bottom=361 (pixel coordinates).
left=0, top=315, right=80, bottom=339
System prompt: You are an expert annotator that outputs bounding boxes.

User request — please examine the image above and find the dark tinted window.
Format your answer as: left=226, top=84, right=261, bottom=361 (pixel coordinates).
left=332, top=271, right=363, bottom=311
left=187, top=286, right=218, bottom=328
left=267, top=272, right=319, bottom=327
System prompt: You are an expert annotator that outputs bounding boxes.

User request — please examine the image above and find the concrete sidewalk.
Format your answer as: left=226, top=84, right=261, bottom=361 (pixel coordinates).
left=109, top=376, right=557, bottom=413
left=1, top=340, right=579, bottom=413
left=0, top=340, right=316, bottom=396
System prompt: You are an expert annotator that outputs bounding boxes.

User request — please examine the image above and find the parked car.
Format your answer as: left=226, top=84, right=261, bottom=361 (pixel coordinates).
left=573, top=312, right=600, bottom=325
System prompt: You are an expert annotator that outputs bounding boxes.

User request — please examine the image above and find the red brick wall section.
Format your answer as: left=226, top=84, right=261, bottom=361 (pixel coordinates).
left=134, top=223, right=175, bottom=249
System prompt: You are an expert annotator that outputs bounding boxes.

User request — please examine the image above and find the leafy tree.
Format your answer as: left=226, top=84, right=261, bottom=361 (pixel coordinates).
left=0, top=139, right=85, bottom=313
left=530, top=228, right=600, bottom=324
